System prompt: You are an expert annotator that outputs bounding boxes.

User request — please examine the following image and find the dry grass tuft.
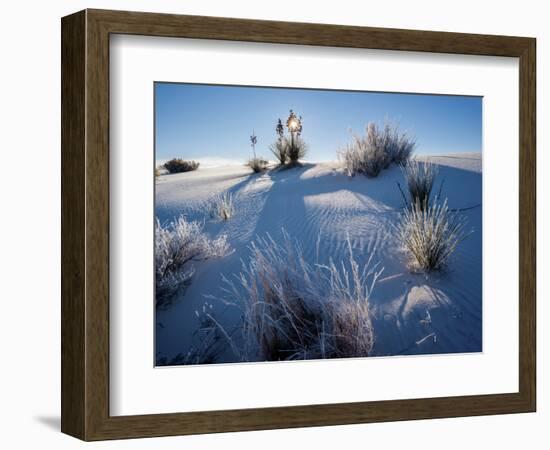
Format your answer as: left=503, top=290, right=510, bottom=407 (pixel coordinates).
left=339, top=121, right=415, bottom=177
left=155, top=215, right=231, bottom=306
left=397, top=199, right=470, bottom=272
left=247, top=157, right=269, bottom=173
left=270, top=138, right=288, bottom=165
left=270, top=136, right=308, bottom=166
left=223, top=231, right=383, bottom=361
left=401, top=158, right=439, bottom=207
left=210, top=192, right=235, bottom=221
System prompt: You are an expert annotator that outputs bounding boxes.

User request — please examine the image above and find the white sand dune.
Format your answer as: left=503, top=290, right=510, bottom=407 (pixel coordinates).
left=155, top=153, right=482, bottom=363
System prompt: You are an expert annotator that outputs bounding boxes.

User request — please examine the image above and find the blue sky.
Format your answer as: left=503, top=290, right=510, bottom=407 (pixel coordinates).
left=155, top=82, right=482, bottom=164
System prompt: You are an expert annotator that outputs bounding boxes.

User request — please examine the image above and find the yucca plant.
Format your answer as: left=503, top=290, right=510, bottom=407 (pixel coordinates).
left=270, top=110, right=308, bottom=166
left=286, top=135, right=308, bottom=165
left=401, top=158, right=438, bottom=208
left=250, top=130, right=258, bottom=158
left=270, top=138, right=288, bottom=165
left=398, top=199, right=470, bottom=272
left=210, top=192, right=235, bottom=221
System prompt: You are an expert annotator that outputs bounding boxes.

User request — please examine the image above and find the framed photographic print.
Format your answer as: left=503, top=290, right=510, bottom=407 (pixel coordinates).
left=61, top=9, right=536, bottom=441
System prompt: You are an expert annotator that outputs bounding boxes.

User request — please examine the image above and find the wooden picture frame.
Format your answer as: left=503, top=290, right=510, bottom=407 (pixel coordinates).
left=61, top=9, right=536, bottom=441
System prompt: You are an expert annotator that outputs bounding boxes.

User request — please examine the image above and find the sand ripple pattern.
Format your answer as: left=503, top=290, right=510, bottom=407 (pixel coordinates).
left=155, top=157, right=482, bottom=361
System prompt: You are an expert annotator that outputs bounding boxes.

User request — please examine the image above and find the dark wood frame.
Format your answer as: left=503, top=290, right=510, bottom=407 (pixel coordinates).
left=61, top=9, right=536, bottom=441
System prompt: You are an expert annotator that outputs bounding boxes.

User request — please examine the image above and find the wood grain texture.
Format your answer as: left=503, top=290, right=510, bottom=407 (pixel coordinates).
left=85, top=10, right=111, bottom=439
left=518, top=38, right=536, bottom=410
left=61, top=9, right=537, bottom=441
left=61, top=10, right=86, bottom=439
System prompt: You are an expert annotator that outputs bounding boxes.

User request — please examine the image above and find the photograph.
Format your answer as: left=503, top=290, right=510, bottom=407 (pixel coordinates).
left=154, top=82, right=483, bottom=366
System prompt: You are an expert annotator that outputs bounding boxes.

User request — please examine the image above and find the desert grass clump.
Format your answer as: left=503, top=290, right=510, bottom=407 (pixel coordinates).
left=380, top=122, right=416, bottom=166
left=270, top=138, right=288, bottom=165
left=339, top=122, right=416, bottom=177
left=270, top=136, right=308, bottom=167
left=339, top=123, right=388, bottom=177
left=163, top=158, right=200, bottom=174
left=380, top=122, right=398, bottom=169
left=155, top=215, right=231, bottom=306
left=270, top=110, right=308, bottom=167
left=210, top=192, right=235, bottom=221
left=393, top=134, right=416, bottom=165
left=223, top=231, right=383, bottom=361
left=398, top=199, right=470, bottom=272
left=247, top=157, right=269, bottom=173
left=401, top=158, right=439, bottom=207
left=286, top=135, right=308, bottom=165
left=338, top=142, right=364, bottom=177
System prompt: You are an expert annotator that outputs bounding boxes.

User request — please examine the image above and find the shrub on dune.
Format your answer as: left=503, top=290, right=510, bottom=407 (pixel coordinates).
left=155, top=215, right=231, bottom=306
left=397, top=199, right=470, bottom=272
left=339, top=123, right=387, bottom=177
left=270, top=110, right=308, bottom=167
left=247, top=131, right=270, bottom=173
left=401, top=158, right=438, bottom=207
left=339, top=121, right=415, bottom=177
left=286, top=135, right=308, bottom=165
left=380, top=122, right=399, bottom=169
left=163, top=158, right=200, bottom=174
left=247, top=157, right=269, bottom=173
left=210, top=192, right=235, bottom=221
left=338, top=142, right=364, bottom=177
left=223, top=231, right=383, bottom=361
left=270, top=138, right=288, bottom=165
left=393, top=134, right=416, bottom=165
left=270, top=135, right=308, bottom=167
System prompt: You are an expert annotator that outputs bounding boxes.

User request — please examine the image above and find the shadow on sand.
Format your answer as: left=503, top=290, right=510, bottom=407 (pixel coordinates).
left=155, top=160, right=482, bottom=361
